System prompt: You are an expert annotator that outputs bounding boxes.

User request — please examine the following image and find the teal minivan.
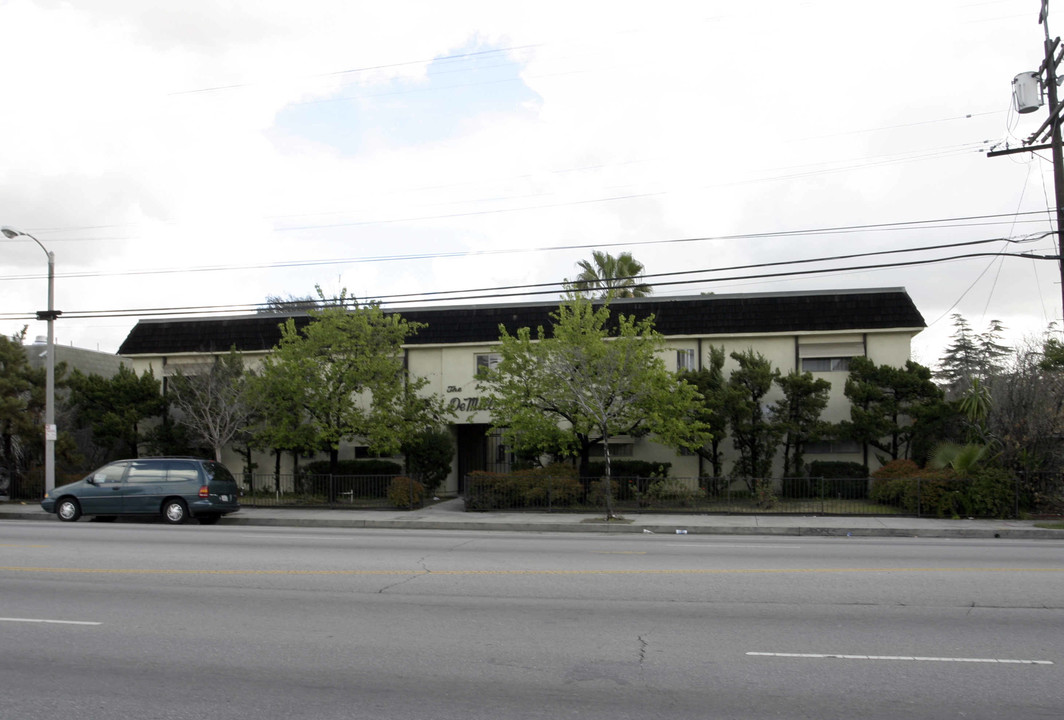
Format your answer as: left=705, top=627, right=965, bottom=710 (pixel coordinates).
left=41, top=457, right=240, bottom=525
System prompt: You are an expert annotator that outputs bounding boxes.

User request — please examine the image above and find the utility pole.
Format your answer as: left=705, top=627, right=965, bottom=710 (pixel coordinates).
left=988, top=0, right=1064, bottom=319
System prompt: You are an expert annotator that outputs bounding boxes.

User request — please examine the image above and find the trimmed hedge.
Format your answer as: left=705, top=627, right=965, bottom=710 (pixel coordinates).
left=465, top=465, right=581, bottom=511
left=388, top=476, right=425, bottom=509
left=869, top=461, right=1015, bottom=517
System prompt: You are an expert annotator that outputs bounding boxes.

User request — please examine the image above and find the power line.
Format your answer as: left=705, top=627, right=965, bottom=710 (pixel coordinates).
left=2, top=240, right=1055, bottom=322
left=2, top=211, right=1055, bottom=283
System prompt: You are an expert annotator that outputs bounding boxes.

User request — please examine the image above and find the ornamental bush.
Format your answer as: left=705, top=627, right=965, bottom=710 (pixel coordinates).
left=587, top=461, right=671, bottom=500
left=868, top=459, right=1015, bottom=517
left=645, top=478, right=703, bottom=507
left=388, top=476, right=425, bottom=509
left=464, top=465, right=581, bottom=511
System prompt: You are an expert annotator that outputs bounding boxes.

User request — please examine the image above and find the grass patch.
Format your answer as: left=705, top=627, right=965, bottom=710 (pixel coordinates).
left=1034, top=521, right=1064, bottom=530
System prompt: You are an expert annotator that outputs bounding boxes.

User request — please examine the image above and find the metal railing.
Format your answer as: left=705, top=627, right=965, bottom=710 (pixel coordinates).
left=6, top=468, right=1062, bottom=519
left=240, top=473, right=400, bottom=508
left=461, top=473, right=1064, bottom=518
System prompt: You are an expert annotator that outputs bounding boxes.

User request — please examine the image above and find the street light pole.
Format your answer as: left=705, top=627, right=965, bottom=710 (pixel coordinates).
left=2, top=226, right=59, bottom=494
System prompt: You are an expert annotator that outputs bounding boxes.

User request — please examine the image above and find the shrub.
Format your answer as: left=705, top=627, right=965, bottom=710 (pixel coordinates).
left=866, top=459, right=1017, bottom=517
left=586, top=460, right=671, bottom=480
left=587, top=461, right=671, bottom=500
left=388, top=476, right=425, bottom=509
left=464, top=471, right=511, bottom=511
left=464, top=465, right=582, bottom=511
left=964, top=468, right=1015, bottom=518
left=520, top=464, right=582, bottom=507
left=754, top=478, right=777, bottom=509
left=402, top=428, right=454, bottom=494
left=871, top=459, right=921, bottom=480
left=645, top=478, right=703, bottom=507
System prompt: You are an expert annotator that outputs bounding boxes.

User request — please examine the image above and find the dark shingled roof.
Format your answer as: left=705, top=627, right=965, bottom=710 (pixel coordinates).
left=117, top=288, right=925, bottom=356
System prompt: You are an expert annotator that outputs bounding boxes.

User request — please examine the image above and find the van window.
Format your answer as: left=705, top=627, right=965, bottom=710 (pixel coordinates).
left=204, top=462, right=236, bottom=484
left=91, top=462, right=129, bottom=484
left=165, top=461, right=200, bottom=483
left=127, top=461, right=167, bottom=484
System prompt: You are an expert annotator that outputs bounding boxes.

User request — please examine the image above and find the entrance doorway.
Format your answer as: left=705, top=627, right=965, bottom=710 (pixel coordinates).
left=455, top=424, right=511, bottom=493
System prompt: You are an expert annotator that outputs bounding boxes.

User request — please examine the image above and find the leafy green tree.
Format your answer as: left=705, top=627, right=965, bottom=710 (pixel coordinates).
left=679, top=346, right=733, bottom=480
left=0, top=329, right=44, bottom=490
left=480, top=296, right=707, bottom=519
left=990, top=335, right=1064, bottom=475
left=565, top=251, right=652, bottom=299
left=726, top=350, right=782, bottom=491
left=771, top=370, right=831, bottom=477
left=935, top=314, right=978, bottom=392
left=402, top=427, right=455, bottom=495
left=936, top=314, right=1010, bottom=395
left=255, top=292, right=447, bottom=499
left=1040, top=335, right=1064, bottom=372
left=168, top=349, right=256, bottom=463
left=842, top=357, right=943, bottom=463
left=67, top=364, right=167, bottom=459
left=246, top=364, right=319, bottom=490
left=257, top=293, right=322, bottom=314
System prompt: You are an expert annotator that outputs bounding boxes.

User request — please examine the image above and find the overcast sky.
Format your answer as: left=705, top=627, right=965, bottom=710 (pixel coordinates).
left=1, top=0, right=1060, bottom=366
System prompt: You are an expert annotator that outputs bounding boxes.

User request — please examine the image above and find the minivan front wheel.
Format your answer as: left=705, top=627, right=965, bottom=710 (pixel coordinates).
left=57, top=498, right=82, bottom=522
left=162, top=499, right=189, bottom=525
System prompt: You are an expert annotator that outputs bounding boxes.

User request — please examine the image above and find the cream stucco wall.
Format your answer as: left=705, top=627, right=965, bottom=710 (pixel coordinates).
left=121, top=326, right=921, bottom=491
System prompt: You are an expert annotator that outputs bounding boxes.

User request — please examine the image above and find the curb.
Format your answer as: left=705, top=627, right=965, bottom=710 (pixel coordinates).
left=4, top=508, right=1063, bottom=539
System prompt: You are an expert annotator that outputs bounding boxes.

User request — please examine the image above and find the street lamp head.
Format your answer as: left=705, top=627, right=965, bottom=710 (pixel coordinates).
left=1, top=226, right=23, bottom=239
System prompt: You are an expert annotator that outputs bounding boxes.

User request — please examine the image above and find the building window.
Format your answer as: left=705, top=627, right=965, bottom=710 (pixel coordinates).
left=475, top=353, right=502, bottom=376
left=676, top=349, right=696, bottom=371
left=805, top=440, right=862, bottom=454
left=801, top=357, right=852, bottom=372
left=589, top=443, right=634, bottom=458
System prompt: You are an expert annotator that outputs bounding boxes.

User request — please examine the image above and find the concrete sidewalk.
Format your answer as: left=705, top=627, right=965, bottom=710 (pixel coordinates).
left=2, top=498, right=1062, bottom=539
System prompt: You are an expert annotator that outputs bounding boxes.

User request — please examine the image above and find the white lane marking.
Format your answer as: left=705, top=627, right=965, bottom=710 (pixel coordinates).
left=0, top=617, right=101, bottom=626
left=238, top=533, right=356, bottom=540
left=747, top=652, right=1052, bottom=665
left=664, top=544, right=801, bottom=549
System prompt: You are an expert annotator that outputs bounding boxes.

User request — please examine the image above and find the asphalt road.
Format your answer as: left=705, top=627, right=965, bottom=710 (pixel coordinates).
left=2, top=522, right=1062, bottom=719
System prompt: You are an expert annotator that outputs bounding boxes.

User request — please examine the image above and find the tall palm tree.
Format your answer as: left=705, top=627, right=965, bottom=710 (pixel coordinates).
left=566, top=251, right=652, bottom=299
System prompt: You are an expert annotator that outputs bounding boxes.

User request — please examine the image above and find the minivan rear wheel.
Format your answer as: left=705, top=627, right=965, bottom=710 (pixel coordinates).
left=162, top=499, right=188, bottom=525
left=57, top=498, right=81, bottom=522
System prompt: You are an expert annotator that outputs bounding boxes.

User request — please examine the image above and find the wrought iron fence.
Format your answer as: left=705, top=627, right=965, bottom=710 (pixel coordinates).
left=6, top=467, right=1063, bottom=519
left=240, top=473, right=403, bottom=508
left=461, top=473, right=1064, bottom=518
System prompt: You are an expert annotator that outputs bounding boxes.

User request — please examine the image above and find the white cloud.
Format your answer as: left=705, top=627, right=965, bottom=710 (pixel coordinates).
left=0, top=0, right=1059, bottom=371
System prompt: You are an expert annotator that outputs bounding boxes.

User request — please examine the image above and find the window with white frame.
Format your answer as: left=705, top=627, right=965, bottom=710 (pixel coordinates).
left=798, top=340, right=863, bottom=373
left=676, top=349, right=696, bottom=371
left=801, top=356, right=852, bottom=372
left=475, top=353, right=502, bottom=376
